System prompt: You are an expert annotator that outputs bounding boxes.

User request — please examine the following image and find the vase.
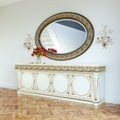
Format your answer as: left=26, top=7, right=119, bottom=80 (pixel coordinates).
left=36, top=56, right=41, bottom=64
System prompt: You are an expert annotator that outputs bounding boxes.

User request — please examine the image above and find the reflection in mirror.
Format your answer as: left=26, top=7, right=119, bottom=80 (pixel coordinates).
left=41, top=19, right=87, bottom=54
left=35, top=12, right=94, bottom=60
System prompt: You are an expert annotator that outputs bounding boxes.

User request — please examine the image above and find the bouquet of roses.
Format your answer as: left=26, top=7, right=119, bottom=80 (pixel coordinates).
left=31, top=47, right=46, bottom=58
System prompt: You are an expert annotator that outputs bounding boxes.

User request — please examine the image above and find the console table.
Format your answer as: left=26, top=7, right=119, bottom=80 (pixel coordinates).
left=15, top=64, right=106, bottom=107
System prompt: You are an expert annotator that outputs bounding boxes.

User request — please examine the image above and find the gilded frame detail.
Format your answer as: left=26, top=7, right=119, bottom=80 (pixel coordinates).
left=35, top=12, right=94, bottom=60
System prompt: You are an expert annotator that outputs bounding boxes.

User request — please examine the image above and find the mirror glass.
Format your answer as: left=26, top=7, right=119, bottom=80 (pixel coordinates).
left=35, top=12, right=94, bottom=60
left=40, top=19, right=87, bottom=54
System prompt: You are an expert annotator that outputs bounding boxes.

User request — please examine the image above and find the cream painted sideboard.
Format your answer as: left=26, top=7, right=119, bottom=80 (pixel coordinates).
left=15, top=64, right=106, bottom=107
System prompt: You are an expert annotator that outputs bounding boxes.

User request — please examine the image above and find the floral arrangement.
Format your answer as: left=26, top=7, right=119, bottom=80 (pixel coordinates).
left=31, top=47, right=46, bottom=59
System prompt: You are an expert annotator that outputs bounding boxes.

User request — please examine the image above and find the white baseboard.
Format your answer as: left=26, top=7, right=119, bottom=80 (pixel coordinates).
left=0, top=83, right=17, bottom=89
left=105, top=97, right=120, bottom=104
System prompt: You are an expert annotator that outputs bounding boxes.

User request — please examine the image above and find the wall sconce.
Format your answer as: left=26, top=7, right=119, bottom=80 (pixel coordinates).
left=97, top=25, right=112, bottom=48
left=24, top=34, right=33, bottom=50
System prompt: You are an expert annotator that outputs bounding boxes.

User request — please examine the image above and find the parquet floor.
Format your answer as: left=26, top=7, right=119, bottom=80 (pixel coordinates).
left=0, top=88, right=120, bottom=120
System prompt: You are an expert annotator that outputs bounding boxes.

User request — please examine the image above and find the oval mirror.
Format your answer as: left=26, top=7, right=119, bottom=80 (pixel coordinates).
left=35, top=12, right=94, bottom=60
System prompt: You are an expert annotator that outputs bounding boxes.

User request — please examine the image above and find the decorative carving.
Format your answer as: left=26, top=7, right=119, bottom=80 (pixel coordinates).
left=15, top=64, right=105, bottom=72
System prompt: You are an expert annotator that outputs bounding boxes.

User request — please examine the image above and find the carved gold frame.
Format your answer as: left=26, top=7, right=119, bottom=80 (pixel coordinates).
left=35, top=12, right=94, bottom=60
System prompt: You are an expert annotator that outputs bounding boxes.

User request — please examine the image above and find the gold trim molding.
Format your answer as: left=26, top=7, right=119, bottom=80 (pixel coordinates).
left=15, top=64, right=105, bottom=72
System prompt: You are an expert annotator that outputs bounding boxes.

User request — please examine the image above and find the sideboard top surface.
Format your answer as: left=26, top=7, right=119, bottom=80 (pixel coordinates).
left=15, top=64, right=106, bottom=72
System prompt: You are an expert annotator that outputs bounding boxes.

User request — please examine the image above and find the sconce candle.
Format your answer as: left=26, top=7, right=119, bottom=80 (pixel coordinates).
left=24, top=34, right=33, bottom=50
left=97, top=25, right=112, bottom=48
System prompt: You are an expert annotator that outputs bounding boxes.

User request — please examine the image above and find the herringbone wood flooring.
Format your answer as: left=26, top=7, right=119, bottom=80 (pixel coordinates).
left=0, top=88, right=120, bottom=120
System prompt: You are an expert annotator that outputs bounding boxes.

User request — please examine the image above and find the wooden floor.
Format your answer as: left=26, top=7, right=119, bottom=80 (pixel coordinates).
left=0, top=88, right=120, bottom=120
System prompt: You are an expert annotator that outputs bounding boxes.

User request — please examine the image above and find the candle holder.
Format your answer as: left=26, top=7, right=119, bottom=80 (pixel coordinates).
left=24, top=34, right=33, bottom=50
left=97, top=25, right=112, bottom=48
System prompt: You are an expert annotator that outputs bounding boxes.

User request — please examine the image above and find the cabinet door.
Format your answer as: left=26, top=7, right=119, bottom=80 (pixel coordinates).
left=52, top=73, right=68, bottom=96
left=71, top=74, right=92, bottom=101
left=35, top=72, right=50, bottom=94
left=20, top=72, right=34, bottom=92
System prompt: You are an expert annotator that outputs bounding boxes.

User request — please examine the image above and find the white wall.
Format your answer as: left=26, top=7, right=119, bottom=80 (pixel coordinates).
left=0, top=0, right=120, bottom=104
